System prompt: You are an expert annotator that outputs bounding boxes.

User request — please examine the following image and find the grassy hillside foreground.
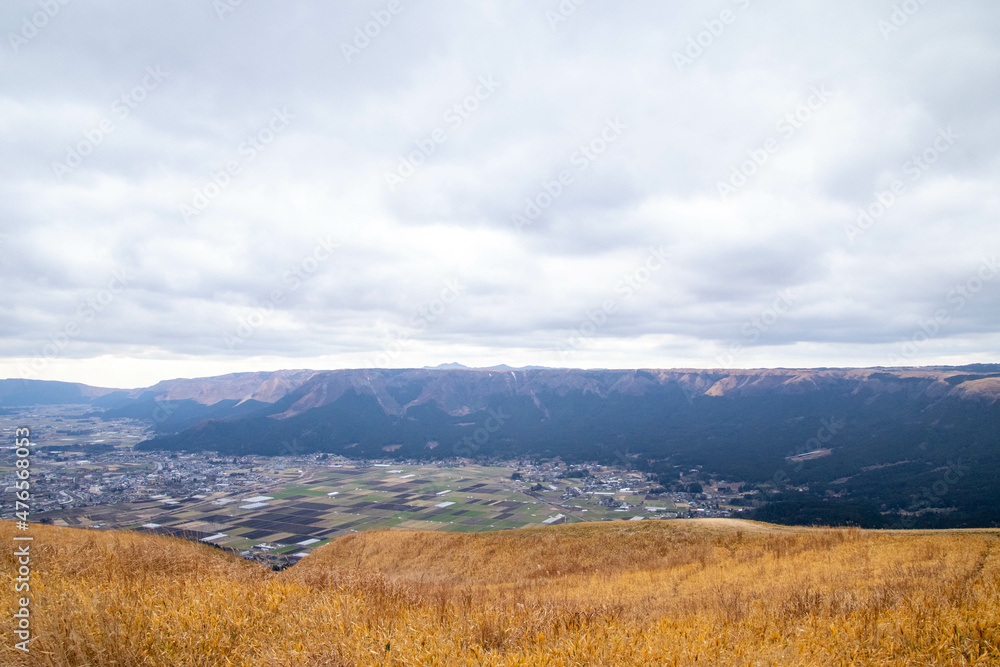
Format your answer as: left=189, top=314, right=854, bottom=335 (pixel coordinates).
left=1, top=519, right=998, bottom=666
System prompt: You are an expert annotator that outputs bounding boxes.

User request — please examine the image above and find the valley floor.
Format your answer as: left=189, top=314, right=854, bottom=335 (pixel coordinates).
left=1, top=519, right=998, bottom=665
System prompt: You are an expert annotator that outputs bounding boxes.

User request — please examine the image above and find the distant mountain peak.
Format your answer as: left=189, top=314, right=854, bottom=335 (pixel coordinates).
left=421, top=363, right=552, bottom=371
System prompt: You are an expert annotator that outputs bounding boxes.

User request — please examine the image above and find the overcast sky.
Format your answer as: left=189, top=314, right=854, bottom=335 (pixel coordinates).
left=1, top=0, right=998, bottom=388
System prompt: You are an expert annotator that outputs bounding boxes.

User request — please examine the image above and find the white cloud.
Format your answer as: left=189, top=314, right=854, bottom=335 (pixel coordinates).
left=1, top=0, right=998, bottom=387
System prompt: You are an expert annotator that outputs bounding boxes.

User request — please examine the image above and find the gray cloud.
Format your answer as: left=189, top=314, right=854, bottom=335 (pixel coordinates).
left=1, top=0, right=998, bottom=386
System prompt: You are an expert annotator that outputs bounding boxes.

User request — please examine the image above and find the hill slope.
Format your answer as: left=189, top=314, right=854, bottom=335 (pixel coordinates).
left=3, top=519, right=998, bottom=665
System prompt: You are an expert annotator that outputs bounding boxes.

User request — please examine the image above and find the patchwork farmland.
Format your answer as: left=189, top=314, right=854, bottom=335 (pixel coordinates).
left=43, top=464, right=662, bottom=561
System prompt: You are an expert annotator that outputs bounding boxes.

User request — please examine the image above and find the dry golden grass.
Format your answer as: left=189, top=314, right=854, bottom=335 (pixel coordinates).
left=1, top=518, right=997, bottom=666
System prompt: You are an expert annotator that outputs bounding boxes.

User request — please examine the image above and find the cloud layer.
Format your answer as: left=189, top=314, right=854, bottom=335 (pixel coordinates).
left=1, top=0, right=998, bottom=387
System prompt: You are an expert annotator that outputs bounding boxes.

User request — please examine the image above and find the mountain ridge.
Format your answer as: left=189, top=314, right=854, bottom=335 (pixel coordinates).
left=4, top=366, right=1000, bottom=527
left=5, top=364, right=999, bottom=412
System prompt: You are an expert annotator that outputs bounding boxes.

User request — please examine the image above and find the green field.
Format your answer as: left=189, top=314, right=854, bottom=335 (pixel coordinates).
left=45, top=463, right=670, bottom=557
